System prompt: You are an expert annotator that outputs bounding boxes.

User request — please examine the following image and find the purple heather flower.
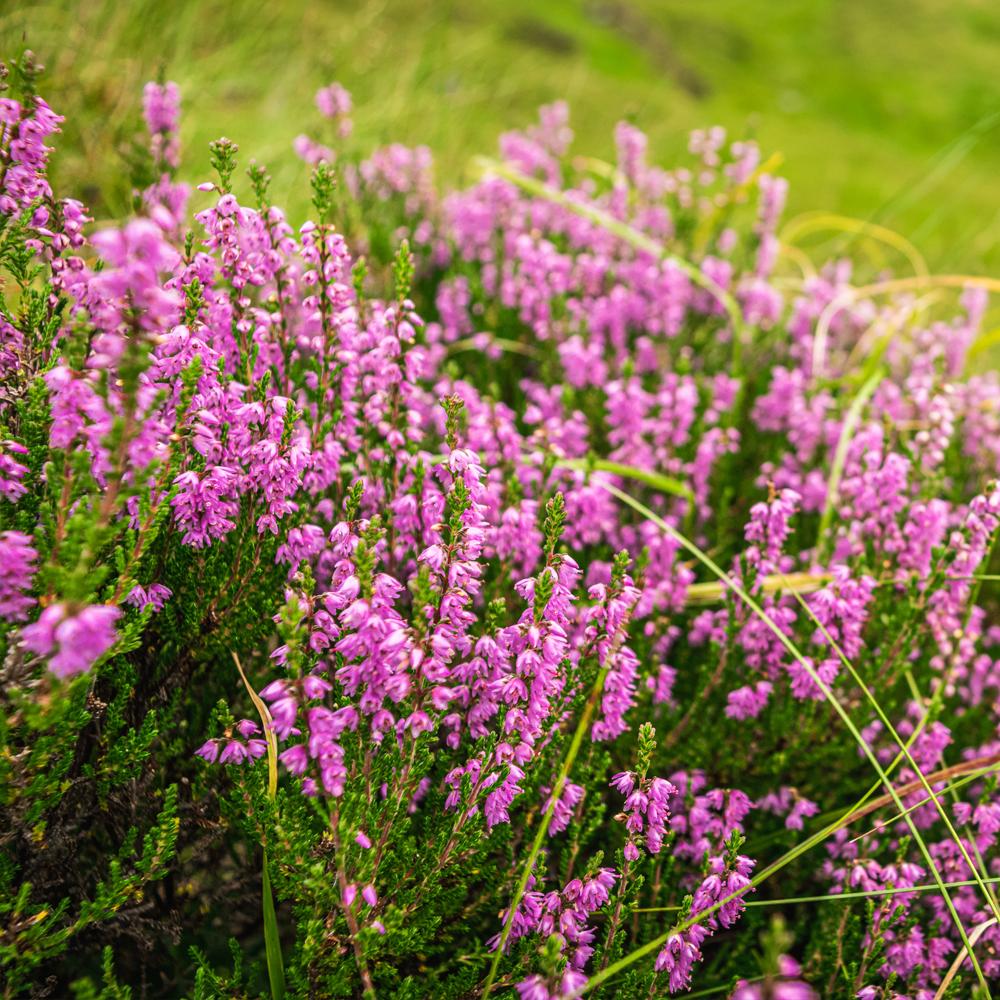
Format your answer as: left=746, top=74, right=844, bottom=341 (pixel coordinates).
left=315, top=82, right=353, bottom=137
left=126, top=583, right=172, bottom=613
left=725, top=680, right=773, bottom=720
left=21, top=603, right=121, bottom=678
left=744, top=488, right=801, bottom=571
left=195, top=740, right=221, bottom=763
left=142, top=81, right=181, bottom=169
left=615, top=771, right=677, bottom=857
left=732, top=953, right=815, bottom=999
left=0, top=440, right=29, bottom=503
left=0, top=531, right=37, bottom=622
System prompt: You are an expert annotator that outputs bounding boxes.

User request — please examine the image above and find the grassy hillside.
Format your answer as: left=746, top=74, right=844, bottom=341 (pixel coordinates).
left=6, top=0, right=1000, bottom=271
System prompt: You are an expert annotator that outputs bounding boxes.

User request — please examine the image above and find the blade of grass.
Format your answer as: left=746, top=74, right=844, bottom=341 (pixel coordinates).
left=573, top=485, right=989, bottom=996
left=934, top=919, right=998, bottom=1000
left=781, top=212, right=928, bottom=277
left=874, top=111, right=1000, bottom=227
left=634, top=876, right=1000, bottom=912
left=481, top=650, right=615, bottom=997
left=234, top=652, right=286, bottom=1000
left=556, top=456, right=693, bottom=504
left=786, top=582, right=1000, bottom=927
left=473, top=156, right=746, bottom=384
left=816, top=366, right=884, bottom=556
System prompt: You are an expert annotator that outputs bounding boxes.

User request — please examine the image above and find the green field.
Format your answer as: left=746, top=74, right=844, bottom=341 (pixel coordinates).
left=6, top=0, right=1000, bottom=272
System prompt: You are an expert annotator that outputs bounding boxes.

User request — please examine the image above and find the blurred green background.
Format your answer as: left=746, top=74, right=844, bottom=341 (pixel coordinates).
left=5, top=0, right=1000, bottom=272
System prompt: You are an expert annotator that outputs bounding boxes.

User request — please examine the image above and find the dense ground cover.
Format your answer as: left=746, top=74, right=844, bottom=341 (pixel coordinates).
left=4, top=47, right=1000, bottom=999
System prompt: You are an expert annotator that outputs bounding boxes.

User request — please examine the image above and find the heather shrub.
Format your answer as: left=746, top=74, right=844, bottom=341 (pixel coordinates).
left=4, top=49, right=1000, bottom=999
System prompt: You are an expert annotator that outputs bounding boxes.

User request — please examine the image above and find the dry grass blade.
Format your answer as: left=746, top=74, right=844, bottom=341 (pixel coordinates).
left=780, top=211, right=928, bottom=276
left=446, top=335, right=541, bottom=359
left=934, top=919, right=998, bottom=1000
left=817, top=366, right=884, bottom=555
left=234, top=652, right=285, bottom=999
left=234, top=652, right=279, bottom=797
left=685, top=571, right=830, bottom=606
left=812, top=275, right=1000, bottom=378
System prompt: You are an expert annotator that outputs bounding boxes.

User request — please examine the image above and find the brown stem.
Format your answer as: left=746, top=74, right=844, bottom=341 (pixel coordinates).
left=843, top=752, right=1000, bottom=830
left=370, top=738, right=419, bottom=879
left=826, top=907, right=851, bottom=996
left=332, top=805, right=377, bottom=998
left=661, top=648, right=728, bottom=753
left=597, top=859, right=632, bottom=977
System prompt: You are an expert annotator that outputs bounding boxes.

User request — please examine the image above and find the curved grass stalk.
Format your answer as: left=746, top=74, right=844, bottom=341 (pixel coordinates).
left=811, top=274, right=1000, bottom=378
left=786, top=586, right=1000, bottom=927
left=481, top=658, right=613, bottom=998
left=850, top=761, right=1000, bottom=843
left=472, top=156, right=746, bottom=382
left=634, top=876, right=1000, bottom=912
left=573, top=485, right=989, bottom=996
left=555, top=457, right=693, bottom=504
left=780, top=211, right=928, bottom=277
left=446, top=335, right=541, bottom=359
left=816, top=367, right=884, bottom=557
left=685, top=571, right=830, bottom=606
left=234, top=652, right=286, bottom=1000
left=776, top=242, right=818, bottom=281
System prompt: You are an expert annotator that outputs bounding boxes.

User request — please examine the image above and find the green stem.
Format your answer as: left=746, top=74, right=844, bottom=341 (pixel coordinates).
left=481, top=662, right=612, bottom=997
left=816, top=365, right=884, bottom=555
left=634, top=876, right=1000, bottom=911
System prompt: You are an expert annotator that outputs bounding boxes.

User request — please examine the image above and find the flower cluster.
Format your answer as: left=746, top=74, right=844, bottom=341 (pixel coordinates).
left=612, top=769, right=676, bottom=859
left=4, top=61, right=1000, bottom=1000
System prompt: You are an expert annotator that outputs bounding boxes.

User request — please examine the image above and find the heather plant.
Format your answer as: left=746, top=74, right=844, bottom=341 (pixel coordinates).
left=4, top=49, right=1000, bottom=1000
